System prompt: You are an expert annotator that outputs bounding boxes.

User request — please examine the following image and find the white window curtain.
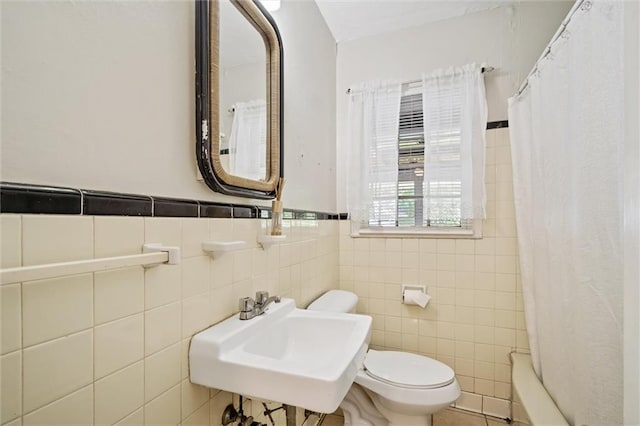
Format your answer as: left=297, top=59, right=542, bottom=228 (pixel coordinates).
left=228, top=99, right=267, bottom=180
left=346, top=81, right=402, bottom=225
left=421, top=64, right=487, bottom=227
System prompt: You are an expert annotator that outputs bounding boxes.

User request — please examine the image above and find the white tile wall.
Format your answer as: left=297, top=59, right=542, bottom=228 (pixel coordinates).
left=94, top=314, right=144, bottom=379
left=0, top=215, right=21, bottom=268
left=1, top=351, right=21, bottom=424
left=0, top=215, right=339, bottom=425
left=94, top=267, right=145, bottom=325
left=1, top=284, right=21, bottom=354
left=22, top=274, right=93, bottom=347
left=339, top=128, right=528, bottom=404
left=21, top=216, right=94, bottom=266
left=22, top=385, right=94, bottom=426
left=94, top=362, right=145, bottom=425
left=22, top=330, right=93, bottom=413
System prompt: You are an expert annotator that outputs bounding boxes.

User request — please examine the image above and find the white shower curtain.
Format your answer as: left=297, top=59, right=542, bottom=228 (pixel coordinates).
left=229, top=99, right=267, bottom=180
left=508, top=1, right=623, bottom=425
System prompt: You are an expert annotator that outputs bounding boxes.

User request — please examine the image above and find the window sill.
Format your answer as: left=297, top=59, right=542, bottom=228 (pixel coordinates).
left=350, top=222, right=482, bottom=239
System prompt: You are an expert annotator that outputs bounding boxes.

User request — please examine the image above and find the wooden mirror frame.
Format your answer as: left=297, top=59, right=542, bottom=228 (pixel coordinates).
left=195, top=0, right=283, bottom=199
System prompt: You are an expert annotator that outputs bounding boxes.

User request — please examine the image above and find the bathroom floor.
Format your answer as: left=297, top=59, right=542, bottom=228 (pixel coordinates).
left=315, top=408, right=509, bottom=426
left=433, top=408, right=510, bottom=426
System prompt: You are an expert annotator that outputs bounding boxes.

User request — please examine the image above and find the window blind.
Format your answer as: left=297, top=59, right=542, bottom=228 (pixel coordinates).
left=368, top=84, right=466, bottom=228
left=397, top=91, right=425, bottom=227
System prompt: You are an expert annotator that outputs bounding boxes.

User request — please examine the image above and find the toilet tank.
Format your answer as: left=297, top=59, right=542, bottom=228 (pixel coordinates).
left=307, top=290, right=358, bottom=313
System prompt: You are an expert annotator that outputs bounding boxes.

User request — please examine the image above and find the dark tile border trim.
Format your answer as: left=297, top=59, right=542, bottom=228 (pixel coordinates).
left=0, top=183, right=82, bottom=215
left=0, top=182, right=342, bottom=220
left=487, top=120, right=509, bottom=130
left=153, top=197, right=199, bottom=218
left=82, top=190, right=152, bottom=216
left=199, top=202, right=233, bottom=219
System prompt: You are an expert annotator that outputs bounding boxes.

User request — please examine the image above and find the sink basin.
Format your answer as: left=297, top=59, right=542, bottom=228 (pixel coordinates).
left=189, top=298, right=372, bottom=413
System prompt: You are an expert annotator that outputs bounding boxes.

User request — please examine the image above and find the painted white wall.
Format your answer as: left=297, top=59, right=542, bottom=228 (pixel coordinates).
left=624, top=1, right=640, bottom=423
left=335, top=1, right=572, bottom=211
left=271, top=0, right=337, bottom=212
left=1, top=0, right=336, bottom=212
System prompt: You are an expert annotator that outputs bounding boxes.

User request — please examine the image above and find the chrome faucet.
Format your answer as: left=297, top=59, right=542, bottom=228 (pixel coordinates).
left=238, top=291, right=281, bottom=320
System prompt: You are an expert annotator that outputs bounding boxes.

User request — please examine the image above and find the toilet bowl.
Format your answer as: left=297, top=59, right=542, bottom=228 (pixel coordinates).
left=307, top=290, right=460, bottom=426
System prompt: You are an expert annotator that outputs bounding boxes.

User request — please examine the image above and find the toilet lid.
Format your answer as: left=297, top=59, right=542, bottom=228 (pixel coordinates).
left=363, top=350, right=455, bottom=389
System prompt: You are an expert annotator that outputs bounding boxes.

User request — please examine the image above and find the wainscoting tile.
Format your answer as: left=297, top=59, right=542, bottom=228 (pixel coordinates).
left=182, top=292, right=212, bottom=338
left=94, top=267, right=145, bottom=325
left=233, top=219, right=260, bottom=249
left=210, top=391, right=233, bottom=424
left=22, top=385, right=93, bottom=426
left=94, top=361, right=144, bottom=426
left=94, top=314, right=144, bottom=379
left=94, top=216, right=144, bottom=258
left=233, top=250, right=253, bottom=282
left=0, top=215, right=21, bottom=268
left=1, top=351, right=21, bottom=424
left=22, top=274, right=93, bottom=347
left=182, top=256, right=210, bottom=299
left=144, top=343, right=181, bottom=402
left=144, top=264, right=181, bottom=309
left=22, top=215, right=93, bottom=266
left=475, top=378, right=495, bottom=397
left=494, top=382, right=511, bottom=400
left=183, top=401, right=209, bottom=426
left=181, top=218, right=209, bottom=258
left=114, top=408, right=144, bottom=426
left=144, top=384, right=181, bottom=426
left=144, top=217, right=182, bottom=247
left=181, top=379, right=209, bottom=421
left=2, top=418, right=22, bottom=426
left=145, top=302, right=181, bottom=356
left=1, top=284, right=21, bottom=354
left=22, top=330, right=93, bottom=413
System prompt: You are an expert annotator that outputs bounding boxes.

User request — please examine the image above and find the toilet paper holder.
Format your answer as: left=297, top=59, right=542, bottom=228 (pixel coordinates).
left=401, top=284, right=427, bottom=301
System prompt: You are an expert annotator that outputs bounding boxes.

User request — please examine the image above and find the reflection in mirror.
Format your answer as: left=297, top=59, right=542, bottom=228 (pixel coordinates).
left=219, top=0, right=267, bottom=181
left=195, top=0, right=282, bottom=199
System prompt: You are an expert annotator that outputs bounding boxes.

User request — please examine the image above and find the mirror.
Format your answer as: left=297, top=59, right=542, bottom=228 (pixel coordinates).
left=195, top=0, right=283, bottom=199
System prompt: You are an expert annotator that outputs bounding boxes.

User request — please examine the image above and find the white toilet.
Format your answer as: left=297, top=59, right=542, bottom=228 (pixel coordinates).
left=307, top=290, right=460, bottom=426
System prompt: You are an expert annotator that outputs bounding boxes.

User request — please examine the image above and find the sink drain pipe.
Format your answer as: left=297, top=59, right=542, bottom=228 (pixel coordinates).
left=222, top=396, right=328, bottom=426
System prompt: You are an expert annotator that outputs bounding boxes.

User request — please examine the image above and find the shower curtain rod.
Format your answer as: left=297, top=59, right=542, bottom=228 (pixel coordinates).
left=345, top=66, right=495, bottom=94
left=515, top=0, right=587, bottom=97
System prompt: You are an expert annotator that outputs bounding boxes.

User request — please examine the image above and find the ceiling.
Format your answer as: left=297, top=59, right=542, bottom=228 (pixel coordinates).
left=314, top=0, right=515, bottom=43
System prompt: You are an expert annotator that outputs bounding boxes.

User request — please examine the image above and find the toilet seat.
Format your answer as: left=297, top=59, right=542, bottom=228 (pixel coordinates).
left=363, top=350, right=455, bottom=389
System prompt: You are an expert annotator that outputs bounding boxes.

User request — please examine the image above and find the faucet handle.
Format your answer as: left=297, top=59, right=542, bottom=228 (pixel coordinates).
left=255, top=291, right=269, bottom=305
left=239, top=297, right=254, bottom=312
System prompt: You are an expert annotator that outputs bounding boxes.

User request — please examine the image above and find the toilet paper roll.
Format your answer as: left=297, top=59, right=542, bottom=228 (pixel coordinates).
left=403, top=290, right=431, bottom=308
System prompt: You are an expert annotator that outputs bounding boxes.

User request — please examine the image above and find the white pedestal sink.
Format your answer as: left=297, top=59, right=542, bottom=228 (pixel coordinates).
left=189, top=298, right=372, bottom=413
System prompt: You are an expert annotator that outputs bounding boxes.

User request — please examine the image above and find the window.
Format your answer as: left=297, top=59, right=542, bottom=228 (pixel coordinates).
left=363, top=83, right=472, bottom=235
left=347, top=65, right=487, bottom=238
